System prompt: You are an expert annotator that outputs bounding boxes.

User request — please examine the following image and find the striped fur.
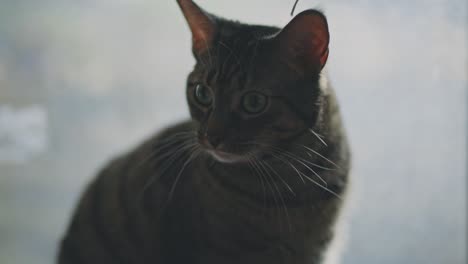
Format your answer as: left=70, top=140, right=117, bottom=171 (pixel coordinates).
left=58, top=3, right=351, bottom=263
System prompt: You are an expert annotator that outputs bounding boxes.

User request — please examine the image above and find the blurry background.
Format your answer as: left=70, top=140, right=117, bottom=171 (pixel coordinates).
left=0, top=0, right=466, bottom=263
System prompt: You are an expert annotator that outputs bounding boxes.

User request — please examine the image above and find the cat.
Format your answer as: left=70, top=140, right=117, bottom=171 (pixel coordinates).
left=57, top=0, right=351, bottom=263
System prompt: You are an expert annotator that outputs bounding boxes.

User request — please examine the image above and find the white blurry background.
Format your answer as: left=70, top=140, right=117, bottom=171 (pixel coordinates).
left=0, top=0, right=466, bottom=263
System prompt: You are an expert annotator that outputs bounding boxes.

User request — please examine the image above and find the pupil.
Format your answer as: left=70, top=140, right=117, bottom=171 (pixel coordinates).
left=243, top=93, right=266, bottom=114
left=196, top=85, right=211, bottom=105
left=249, top=96, right=258, bottom=108
left=253, top=96, right=260, bottom=107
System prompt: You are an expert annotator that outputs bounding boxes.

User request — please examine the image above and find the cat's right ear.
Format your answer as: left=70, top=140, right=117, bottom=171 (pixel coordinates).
left=177, top=0, right=216, bottom=56
left=274, top=10, right=330, bottom=72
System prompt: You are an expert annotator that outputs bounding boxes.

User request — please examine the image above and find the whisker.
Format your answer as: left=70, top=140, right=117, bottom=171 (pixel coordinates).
left=269, top=148, right=328, bottom=187
left=139, top=140, right=198, bottom=199
left=133, top=132, right=195, bottom=170
left=147, top=133, right=196, bottom=163
left=247, top=141, right=334, bottom=171
left=251, top=158, right=279, bottom=218
left=150, top=139, right=198, bottom=168
left=300, top=144, right=341, bottom=169
left=240, top=142, right=333, bottom=189
left=256, top=157, right=292, bottom=231
left=270, top=152, right=343, bottom=200
left=269, top=152, right=305, bottom=184
left=309, top=128, right=328, bottom=147
left=247, top=155, right=267, bottom=212
left=167, top=146, right=202, bottom=202
left=275, top=146, right=335, bottom=171
left=298, top=171, right=342, bottom=200
left=262, top=161, right=295, bottom=196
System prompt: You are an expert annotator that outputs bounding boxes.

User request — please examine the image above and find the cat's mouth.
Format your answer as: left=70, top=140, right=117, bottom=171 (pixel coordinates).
left=199, top=136, right=251, bottom=163
left=206, top=149, right=248, bottom=163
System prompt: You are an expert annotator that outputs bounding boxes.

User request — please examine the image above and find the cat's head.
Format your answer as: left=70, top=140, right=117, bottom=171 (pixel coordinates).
left=177, top=0, right=330, bottom=163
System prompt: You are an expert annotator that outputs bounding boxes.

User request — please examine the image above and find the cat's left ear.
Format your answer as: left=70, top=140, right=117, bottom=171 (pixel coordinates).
left=275, top=10, right=330, bottom=71
left=177, top=0, right=216, bottom=56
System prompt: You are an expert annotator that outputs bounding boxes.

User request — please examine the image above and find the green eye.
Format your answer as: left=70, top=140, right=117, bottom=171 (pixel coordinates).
left=242, top=92, right=268, bottom=114
left=194, top=84, right=213, bottom=106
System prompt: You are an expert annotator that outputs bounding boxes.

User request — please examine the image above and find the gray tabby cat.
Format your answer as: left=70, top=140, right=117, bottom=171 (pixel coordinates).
left=58, top=0, right=351, bottom=263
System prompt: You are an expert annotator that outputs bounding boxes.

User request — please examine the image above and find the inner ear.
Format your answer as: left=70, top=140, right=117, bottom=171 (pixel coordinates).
left=275, top=10, right=330, bottom=71
left=177, top=0, right=217, bottom=55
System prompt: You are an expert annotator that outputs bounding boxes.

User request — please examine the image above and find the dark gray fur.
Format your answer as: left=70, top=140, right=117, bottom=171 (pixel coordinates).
left=58, top=2, right=350, bottom=263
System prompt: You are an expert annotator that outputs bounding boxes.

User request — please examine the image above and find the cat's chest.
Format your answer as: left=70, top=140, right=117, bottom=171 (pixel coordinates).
left=162, top=161, right=335, bottom=264
left=182, top=164, right=311, bottom=243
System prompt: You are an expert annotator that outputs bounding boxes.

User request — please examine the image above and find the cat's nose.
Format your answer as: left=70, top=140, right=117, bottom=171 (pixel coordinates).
left=207, top=134, right=223, bottom=149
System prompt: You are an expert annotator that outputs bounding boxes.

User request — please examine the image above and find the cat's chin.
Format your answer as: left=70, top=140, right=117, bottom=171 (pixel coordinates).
left=206, top=149, right=248, bottom=164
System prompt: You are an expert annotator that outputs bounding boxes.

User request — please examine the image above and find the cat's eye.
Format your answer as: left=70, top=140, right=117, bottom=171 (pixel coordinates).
left=194, top=84, right=213, bottom=106
left=242, top=92, right=268, bottom=114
